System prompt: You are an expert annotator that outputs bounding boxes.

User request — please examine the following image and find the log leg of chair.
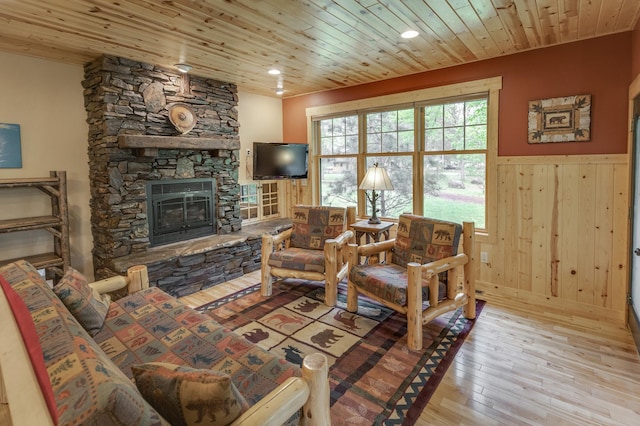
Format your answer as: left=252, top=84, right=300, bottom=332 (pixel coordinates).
left=301, top=353, right=331, bottom=426
left=462, top=221, right=476, bottom=320
left=261, top=235, right=274, bottom=296
left=346, top=244, right=359, bottom=313
left=346, top=278, right=359, bottom=313
left=325, top=275, right=337, bottom=307
left=407, top=263, right=423, bottom=351
left=428, top=274, right=439, bottom=309
left=324, top=241, right=338, bottom=307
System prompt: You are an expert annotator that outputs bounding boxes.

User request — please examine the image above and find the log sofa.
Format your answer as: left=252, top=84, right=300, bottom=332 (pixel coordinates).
left=0, top=260, right=330, bottom=425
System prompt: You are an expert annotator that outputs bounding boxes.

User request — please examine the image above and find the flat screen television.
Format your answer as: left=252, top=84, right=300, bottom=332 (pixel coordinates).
left=253, top=142, right=308, bottom=180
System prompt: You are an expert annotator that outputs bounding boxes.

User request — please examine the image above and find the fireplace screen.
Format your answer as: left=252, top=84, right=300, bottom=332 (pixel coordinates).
left=147, top=179, right=216, bottom=246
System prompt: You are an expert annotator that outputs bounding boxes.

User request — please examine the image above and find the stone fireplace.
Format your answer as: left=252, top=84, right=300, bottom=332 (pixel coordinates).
left=83, top=55, right=269, bottom=297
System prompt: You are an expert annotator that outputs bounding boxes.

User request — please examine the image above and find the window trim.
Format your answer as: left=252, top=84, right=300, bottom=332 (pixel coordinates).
left=306, top=77, right=501, bottom=244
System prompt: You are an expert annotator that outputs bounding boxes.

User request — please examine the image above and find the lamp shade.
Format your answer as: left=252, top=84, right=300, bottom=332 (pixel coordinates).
left=359, top=163, right=394, bottom=191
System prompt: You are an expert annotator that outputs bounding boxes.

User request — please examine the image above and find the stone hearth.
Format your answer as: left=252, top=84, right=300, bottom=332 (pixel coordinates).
left=113, top=219, right=291, bottom=297
left=83, top=55, right=256, bottom=296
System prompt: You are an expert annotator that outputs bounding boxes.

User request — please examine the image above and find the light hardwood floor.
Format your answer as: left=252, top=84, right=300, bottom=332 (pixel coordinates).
left=183, top=270, right=640, bottom=426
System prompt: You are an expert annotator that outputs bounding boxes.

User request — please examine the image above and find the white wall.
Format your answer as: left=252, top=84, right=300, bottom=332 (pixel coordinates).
left=237, top=91, right=283, bottom=183
left=0, top=52, right=285, bottom=279
left=0, top=51, right=93, bottom=278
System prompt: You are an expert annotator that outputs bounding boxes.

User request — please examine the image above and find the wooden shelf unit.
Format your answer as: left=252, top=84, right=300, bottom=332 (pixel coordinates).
left=0, top=171, right=70, bottom=281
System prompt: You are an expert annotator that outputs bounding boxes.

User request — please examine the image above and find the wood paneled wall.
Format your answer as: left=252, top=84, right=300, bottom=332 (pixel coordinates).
left=478, top=154, right=629, bottom=324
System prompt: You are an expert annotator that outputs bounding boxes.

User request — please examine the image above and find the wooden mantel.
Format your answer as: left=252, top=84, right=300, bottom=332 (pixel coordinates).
left=118, top=135, right=240, bottom=156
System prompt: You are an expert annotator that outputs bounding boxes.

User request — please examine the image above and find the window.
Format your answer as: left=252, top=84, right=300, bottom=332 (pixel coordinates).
left=319, top=115, right=359, bottom=208
left=240, top=182, right=280, bottom=223
left=422, top=98, right=487, bottom=228
left=309, top=77, right=500, bottom=240
left=364, top=108, right=414, bottom=218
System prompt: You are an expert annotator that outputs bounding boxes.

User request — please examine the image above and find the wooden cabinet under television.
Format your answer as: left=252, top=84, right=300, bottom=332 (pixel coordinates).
left=0, top=171, right=70, bottom=282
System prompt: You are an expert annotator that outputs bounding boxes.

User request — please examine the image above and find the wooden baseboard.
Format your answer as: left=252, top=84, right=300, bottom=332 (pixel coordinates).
left=476, top=280, right=626, bottom=325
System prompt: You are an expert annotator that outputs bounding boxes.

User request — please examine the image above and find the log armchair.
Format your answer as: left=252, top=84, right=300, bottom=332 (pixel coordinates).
left=261, top=205, right=355, bottom=307
left=346, top=214, right=476, bottom=350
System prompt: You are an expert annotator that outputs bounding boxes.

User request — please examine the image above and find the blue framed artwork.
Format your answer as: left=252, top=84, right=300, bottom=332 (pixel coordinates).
left=0, top=123, right=22, bottom=168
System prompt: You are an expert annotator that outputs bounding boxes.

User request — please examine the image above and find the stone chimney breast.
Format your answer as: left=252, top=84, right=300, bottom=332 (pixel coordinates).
left=83, top=55, right=241, bottom=284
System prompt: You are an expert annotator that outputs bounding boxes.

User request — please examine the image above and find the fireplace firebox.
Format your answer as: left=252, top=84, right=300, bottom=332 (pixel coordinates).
left=147, top=179, right=216, bottom=246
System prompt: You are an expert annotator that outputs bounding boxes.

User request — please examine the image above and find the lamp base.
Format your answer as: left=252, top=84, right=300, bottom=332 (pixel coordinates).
left=367, top=217, right=381, bottom=225
left=366, top=190, right=382, bottom=224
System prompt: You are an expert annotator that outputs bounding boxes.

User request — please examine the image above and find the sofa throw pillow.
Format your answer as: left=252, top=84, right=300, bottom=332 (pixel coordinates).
left=131, top=362, right=250, bottom=426
left=53, top=267, right=109, bottom=336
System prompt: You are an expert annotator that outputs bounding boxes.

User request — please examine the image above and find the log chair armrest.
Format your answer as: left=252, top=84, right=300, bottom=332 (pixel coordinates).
left=420, top=253, right=469, bottom=278
left=231, top=377, right=309, bottom=426
left=233, top=353, right=330, bottom=426
left=346, top=239, right=396, bottom=270
left=346, top=243, right=359, bottom=269
left=88, top=265, right=150, bottom=296
left=324, top=230, right=356, bottom=272
left=263, top=228, right=293, bottom=252
left=333, top=229, right=355, bottom=248
left=89, top=276, right=128, bottom=295
left=273, top=228, right=293, bottom=245
left=356, top=238, right=395, bottom=256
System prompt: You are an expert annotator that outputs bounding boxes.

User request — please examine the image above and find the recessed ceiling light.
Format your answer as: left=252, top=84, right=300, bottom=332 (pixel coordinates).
left=175, top=63, right=192, bottom=73
left=275, top=87, right=285, bottom=96
left=268, top=68, right=281, bottom=75
left=401, top=30, right=419, bottom=39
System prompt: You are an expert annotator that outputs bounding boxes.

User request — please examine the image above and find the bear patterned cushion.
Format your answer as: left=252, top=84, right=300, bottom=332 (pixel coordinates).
left=0, top=260, right=167, bottom=425
left=289, top=205, right=347, bottom=250
left=392, top=214, right=462, bottom=268
left=132, top=362, right=249, bottom=426
left=93, top=287, right=302, bottom=407
left=53, top=266, right=110, bottom=336
left=348, top=263, right=447, bottom=306
left=267, top=246, right=327, bottom=273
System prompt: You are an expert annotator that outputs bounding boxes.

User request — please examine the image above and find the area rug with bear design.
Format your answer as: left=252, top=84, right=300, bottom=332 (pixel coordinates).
left=197, top=279, right=484, bottom=425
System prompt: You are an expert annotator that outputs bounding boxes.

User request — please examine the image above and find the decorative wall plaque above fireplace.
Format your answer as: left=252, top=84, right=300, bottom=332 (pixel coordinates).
left=147, top=178, right=216, bottom=246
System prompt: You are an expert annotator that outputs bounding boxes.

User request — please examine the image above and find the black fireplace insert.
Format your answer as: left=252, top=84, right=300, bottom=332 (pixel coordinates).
left=147, top=179, right=216, bottom=246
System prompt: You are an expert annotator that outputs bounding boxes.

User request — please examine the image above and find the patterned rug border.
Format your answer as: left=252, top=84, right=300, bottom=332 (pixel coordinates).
left=402, top=299, right=485, bottom=425
left=196, top=283, right=485, bottom=425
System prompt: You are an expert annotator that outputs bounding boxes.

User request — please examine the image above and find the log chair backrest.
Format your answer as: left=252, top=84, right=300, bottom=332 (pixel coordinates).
left=290, top=205, right=347, bottom=250
left=392, top=214, right=462, bottom=268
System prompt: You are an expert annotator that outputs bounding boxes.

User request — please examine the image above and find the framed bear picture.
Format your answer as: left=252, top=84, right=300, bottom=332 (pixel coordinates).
left=528, top=94, right=591, bottom=143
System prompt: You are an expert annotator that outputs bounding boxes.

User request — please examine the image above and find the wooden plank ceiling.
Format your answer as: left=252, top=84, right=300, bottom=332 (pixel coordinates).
left=0, top=0, right=639, bottom=97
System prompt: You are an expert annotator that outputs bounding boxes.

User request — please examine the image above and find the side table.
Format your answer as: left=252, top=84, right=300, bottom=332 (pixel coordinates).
left=350, top=220, right=395, bottom=264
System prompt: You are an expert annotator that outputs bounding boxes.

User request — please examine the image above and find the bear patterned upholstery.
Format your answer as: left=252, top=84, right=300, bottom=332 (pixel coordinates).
left=347, top=263, right=447, bottom=307
left=92, top=286, right=302, bottom=407
left=347, top=215, right=475, bottom=350
left=289, top=205, right=347, bottom=250
left=262, top=205, right=355, bottom=307
left=392, top=214, right=462, bottom=268
left=267, top=247, right=327, bottom=273
left=0, top=260, right=167, bottom=425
